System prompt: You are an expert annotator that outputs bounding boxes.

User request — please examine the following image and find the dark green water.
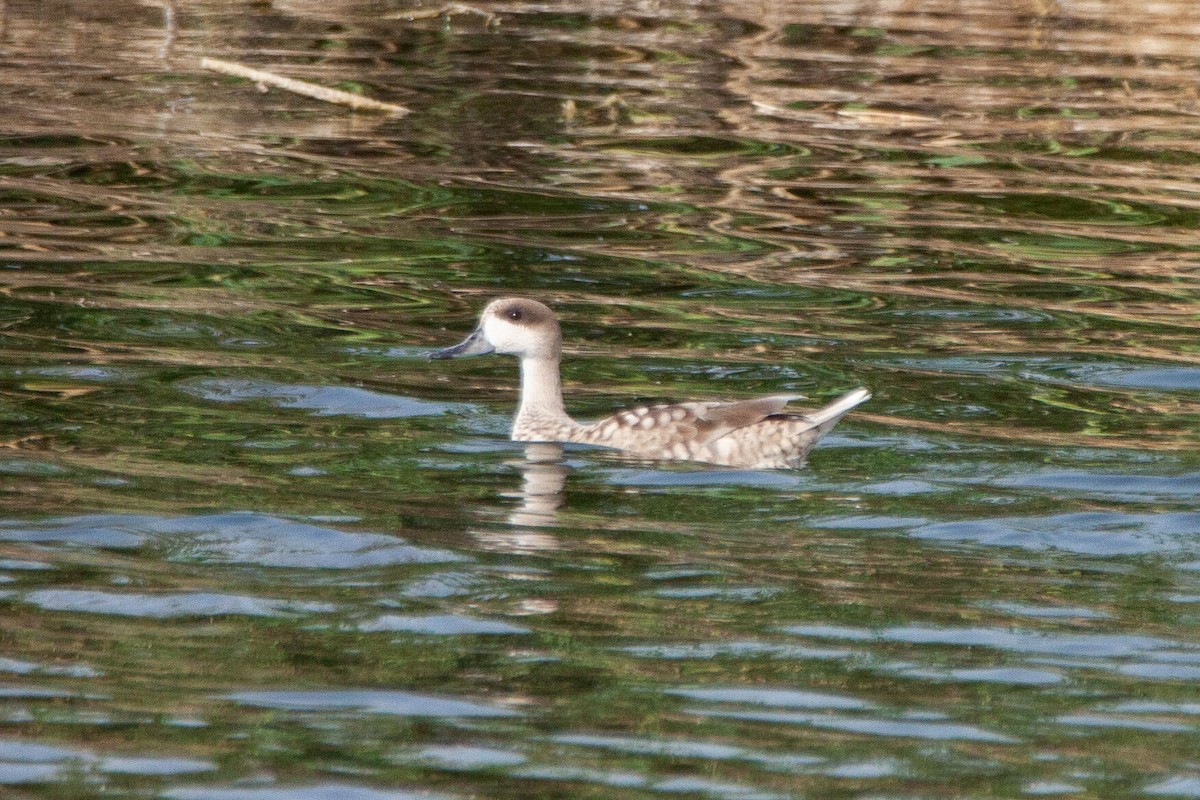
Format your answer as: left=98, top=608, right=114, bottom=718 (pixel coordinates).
left=1, top=1, right=1199, bottom=798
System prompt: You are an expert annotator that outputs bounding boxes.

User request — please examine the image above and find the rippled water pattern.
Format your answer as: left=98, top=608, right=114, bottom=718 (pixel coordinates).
left=1, top=1, right=1199, bottom=798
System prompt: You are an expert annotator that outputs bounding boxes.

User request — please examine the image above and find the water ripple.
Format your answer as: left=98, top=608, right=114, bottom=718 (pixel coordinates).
left=668, top=687, right=876, bottom=711
left=226, top=689, right=518, bottom=718
left=23, top=589, right=334, bottom=619
left=354, top=613, right=528, bottom=635
left=0, top=512, right=466, bottom=568
left=689, top=708, right=1017, bottom=744
left=782, top=623, right=1189, bottom=659
left=914, top=511, right=1200, bottom=557
left=179, top=378, right=467, bottom=418
left=164, top=787, right=444, bottom=800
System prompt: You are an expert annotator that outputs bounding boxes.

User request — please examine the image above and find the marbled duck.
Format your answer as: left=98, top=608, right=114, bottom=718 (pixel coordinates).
left=430, top=298, right=869, bottom=469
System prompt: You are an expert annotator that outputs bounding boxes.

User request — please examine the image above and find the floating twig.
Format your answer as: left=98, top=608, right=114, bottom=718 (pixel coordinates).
left=200, top=57, right=410, bottom=115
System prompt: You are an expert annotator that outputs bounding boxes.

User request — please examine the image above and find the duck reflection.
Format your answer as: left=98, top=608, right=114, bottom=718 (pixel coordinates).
left=471, top=443, right=569, bottom=552
left=507, top=442, right=569, bottom=528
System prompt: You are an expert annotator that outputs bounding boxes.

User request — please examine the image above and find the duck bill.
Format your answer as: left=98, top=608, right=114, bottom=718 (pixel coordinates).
left=429, top=328, right=495, bottom=360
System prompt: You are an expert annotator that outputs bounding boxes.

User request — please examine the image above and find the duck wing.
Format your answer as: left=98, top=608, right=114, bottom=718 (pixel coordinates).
left=692, top=394, right=806, bottom=445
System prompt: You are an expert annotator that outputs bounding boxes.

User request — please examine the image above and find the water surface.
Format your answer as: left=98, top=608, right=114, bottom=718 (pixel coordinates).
left=1, top=1, right=1199, bottom=798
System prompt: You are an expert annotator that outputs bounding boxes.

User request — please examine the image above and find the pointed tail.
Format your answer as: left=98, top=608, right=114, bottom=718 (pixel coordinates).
left=804, top=387, right=871, bottom=434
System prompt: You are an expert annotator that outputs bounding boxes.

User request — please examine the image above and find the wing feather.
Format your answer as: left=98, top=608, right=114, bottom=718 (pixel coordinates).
left=693, top=394, right=806, bottom=445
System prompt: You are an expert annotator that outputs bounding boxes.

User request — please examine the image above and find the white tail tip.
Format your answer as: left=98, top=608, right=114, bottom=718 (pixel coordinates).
left=807, top=387, right=871, bottom=426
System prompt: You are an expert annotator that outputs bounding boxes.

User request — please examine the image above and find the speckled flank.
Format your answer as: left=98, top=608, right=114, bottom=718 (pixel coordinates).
left=435, top=298, right=870, bottom=469
left=562, top=398, right=866, bottom=469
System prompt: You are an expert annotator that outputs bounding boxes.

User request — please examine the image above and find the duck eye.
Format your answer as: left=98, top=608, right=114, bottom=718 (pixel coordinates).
left=506, top=308, right=524, bottom=321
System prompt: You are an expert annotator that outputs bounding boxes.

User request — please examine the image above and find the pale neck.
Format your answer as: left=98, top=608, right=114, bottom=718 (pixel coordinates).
left=516, top=356, right=572, bottom=425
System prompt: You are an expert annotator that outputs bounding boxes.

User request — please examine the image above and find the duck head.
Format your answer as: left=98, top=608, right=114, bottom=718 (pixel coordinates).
left=429, top=298, right=562, bottom=361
